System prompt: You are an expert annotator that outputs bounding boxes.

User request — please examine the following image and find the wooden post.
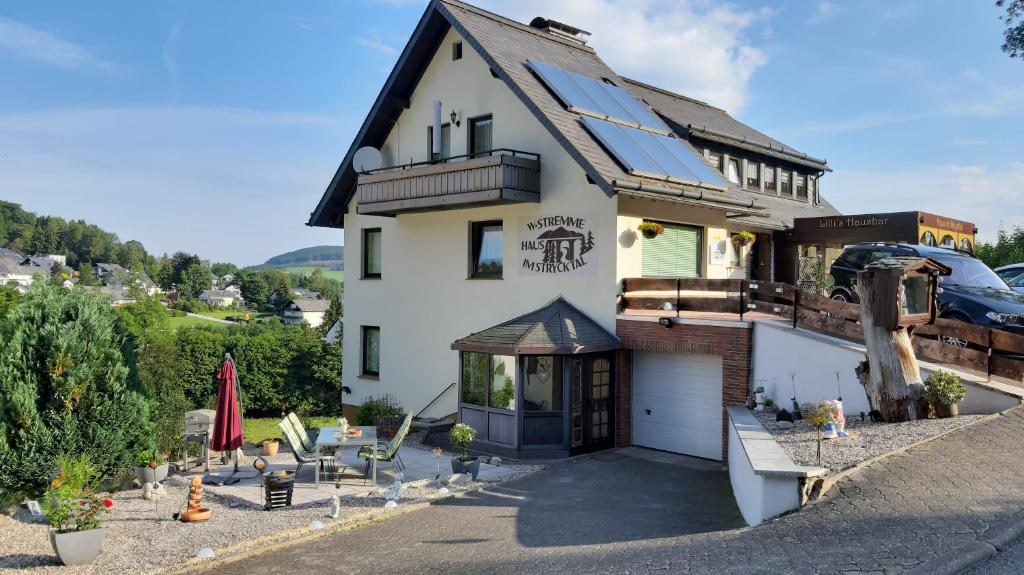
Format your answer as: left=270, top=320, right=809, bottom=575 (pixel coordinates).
left=857, top=266, right=925, bottom=422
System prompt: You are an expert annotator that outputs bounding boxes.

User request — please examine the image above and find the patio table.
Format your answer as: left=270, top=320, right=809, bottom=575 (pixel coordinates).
left=314, top=426, right=379, bottom=487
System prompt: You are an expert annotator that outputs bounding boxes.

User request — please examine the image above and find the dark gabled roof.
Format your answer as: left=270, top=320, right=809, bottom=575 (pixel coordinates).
left=451, top=296, right=618, bottom=355
left=308, top=0, right=836, bottom=230
left=621, top=78, right=828, bottom=170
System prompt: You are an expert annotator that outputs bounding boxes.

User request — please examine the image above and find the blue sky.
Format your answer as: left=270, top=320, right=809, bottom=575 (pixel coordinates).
left=0, top=1, right=1021, bottom=265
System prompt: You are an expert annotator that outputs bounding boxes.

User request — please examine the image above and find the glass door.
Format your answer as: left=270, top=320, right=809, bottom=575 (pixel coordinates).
left=570, top=354, right=614, bottom=454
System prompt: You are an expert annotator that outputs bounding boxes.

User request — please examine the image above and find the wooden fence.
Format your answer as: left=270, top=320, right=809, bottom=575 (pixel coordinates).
left=619, top=277, right=1024, bottom=383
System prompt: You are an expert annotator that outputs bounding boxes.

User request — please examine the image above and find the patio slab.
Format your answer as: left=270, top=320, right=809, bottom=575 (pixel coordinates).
left=198, top=444, right=506, bottom=507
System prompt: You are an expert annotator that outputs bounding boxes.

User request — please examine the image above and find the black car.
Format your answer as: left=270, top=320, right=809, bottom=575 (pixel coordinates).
left=828, top=243, right=1024, bottom=334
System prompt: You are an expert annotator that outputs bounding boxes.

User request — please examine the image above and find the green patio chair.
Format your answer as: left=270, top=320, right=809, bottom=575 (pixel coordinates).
left=286, top=412, right=316, bottom=452
left=278, top=416, right=333, bottom=482
left=358, top=414, right=412, bottom=484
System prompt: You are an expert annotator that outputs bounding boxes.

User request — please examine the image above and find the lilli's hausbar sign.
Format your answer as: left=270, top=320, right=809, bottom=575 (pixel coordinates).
left=520, top=214, right=596, bottom=275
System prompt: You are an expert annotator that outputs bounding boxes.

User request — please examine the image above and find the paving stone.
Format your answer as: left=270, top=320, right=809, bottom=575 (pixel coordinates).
left=202, top=409, right=1024, bottom=575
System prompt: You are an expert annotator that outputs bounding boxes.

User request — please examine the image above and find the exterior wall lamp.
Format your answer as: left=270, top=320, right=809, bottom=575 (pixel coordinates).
left=658, top=317, right=673, bottom=328
left=450, top=109, right=461, bottom=127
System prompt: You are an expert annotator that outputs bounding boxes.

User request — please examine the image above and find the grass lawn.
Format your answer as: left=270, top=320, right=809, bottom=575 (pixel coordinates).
left=168, top=315, right=228, bottom=331
left=196, top=308, right=273, bottom=320
left=244, top=416, right=337, bottom=445
left=283, top=266, right=344, bottom=282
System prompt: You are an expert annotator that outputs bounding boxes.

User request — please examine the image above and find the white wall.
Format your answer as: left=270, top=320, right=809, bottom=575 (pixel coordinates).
left=342, top=27, right=618, bottom=418
left=727, top=410, right=804, bottom=526
left=615, top=195, right=763, bottom=284
left=752, top=321, right=870, bottom=415
left=752, top=320, right=1023, bottom=416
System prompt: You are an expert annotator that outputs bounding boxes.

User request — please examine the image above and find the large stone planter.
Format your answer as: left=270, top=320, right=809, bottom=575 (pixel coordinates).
left=50, top=528, right=105, bottom=565
left=934, top=403, right=960, bottom=418
left=135, top=463, right=169, bottom=485
left=451, top=457, right=481, bottom=480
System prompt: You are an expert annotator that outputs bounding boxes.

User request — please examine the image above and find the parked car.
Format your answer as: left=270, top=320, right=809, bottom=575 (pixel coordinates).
left=1007, top=273, right=1024, bottom=294
left=995, top=264, right=1024, bottom=283
left=828, top=243, right=1024, bottom=334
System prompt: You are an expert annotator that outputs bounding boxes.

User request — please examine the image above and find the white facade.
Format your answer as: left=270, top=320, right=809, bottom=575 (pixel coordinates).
left=342, top=28, right=619, bottom=418
left=283, top=309, right=326, bottom=328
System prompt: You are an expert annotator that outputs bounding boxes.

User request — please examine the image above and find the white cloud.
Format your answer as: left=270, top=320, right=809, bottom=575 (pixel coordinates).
left=473, top=0, right=770, bottom=113
left=0, top=106, right=350, bottom=265
left=809, top=1, right=843, bottom=23
left=357, top=33, right=399, bottom=57
left=827, top=163, right=1024, bottom=243
left=0, top=16, right=115, bottom=70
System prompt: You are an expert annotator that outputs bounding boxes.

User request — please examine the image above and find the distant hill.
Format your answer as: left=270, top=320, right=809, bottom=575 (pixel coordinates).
left=262, top=245, right=344, bottom=270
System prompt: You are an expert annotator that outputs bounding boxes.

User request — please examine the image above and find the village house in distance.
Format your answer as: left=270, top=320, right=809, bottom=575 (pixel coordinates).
left=308, top=0, right=838, bottom=459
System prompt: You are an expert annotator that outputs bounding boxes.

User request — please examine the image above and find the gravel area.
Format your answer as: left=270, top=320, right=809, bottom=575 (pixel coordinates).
left=754, top=409, right=987, bottom=472
left=0, top=445, right=543, bottom=575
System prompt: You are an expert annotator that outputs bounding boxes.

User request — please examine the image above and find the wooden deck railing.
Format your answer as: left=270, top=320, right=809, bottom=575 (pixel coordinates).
left=619, top=277, right=1024, bottom=383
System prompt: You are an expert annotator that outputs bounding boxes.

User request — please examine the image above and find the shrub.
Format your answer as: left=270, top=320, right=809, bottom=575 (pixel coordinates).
left=449, top=423, right=476, bottom=461
left=804, top=402, right=835, bottom=430
left=355, top=394, right=403, bottom=426
left=638, top=221, right=664, bottom=236
left=924, top=370, right=967, bottom=406
left=43, top=456, right=113, bottom=533
left=0, top=283, right=154, bottom=497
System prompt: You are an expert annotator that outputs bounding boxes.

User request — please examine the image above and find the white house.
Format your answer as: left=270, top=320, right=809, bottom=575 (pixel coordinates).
left=307, top=0, right=836, bottom=459
left=282, top=298, right=331, bottom=327
left=94, top=262, right=160, bottom=296
left=198, top=289, right=243, bottom=308
left=0, top=256, right=37, bottom=288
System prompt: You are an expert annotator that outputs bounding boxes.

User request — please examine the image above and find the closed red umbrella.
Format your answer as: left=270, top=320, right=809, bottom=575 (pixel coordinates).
left=211, top=354, right=245, bottom=468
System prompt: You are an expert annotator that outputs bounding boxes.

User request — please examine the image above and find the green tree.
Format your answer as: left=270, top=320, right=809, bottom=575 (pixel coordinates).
left=118, top=240, right=147, bottom=270
left=0, top=285, right=19, bottom=318
left=134, top=337, right=189, bottom=455
left=211, top=262, right=238, bottom=277
left=178, top=260, right=212, bottom=298
left=998, top=0, right=1024, bottom=59
left=153, top=257, right=173, bottom=290
left=318, top=297, right=344, bottom=338
left=975, top=225, right=1024, bottom=269
left=0, top=283, right=154, bottom=495
left=116, top=295, right=171, bottom=342
left=237, top=269, right=270, bottom=307
left=76, top=262, right=96, bottom=286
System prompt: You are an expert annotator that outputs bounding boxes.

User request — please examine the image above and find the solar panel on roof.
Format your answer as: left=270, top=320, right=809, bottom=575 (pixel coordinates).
left=528, top=59, right=669, bottom=134
left=581, top=117, right=726, bottom=187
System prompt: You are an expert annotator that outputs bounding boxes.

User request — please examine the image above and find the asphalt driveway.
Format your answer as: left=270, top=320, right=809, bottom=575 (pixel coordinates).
left=207, top=450, right=743, bottom=574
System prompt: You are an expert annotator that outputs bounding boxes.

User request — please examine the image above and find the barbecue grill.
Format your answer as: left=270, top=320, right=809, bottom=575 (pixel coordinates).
left=182, top=409, right=215, bottom=472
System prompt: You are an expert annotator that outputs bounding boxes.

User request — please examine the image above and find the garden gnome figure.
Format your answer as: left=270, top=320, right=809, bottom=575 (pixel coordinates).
left=329, top=495, right=341, bottom=519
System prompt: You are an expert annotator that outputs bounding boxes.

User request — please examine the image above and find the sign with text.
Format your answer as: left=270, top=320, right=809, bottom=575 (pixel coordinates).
left=519, top=213, right=596, bottom=276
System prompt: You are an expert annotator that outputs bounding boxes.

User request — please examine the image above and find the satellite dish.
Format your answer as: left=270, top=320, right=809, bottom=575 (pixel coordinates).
left=353, top=147, right=383, bottom=173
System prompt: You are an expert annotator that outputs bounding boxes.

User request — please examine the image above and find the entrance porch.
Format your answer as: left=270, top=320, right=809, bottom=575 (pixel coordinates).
left=450, top=297, right=620, bottom=459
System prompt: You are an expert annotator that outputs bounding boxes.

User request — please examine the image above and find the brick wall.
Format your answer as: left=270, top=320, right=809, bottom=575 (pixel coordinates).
left=616, top=318, right=752, bottom=462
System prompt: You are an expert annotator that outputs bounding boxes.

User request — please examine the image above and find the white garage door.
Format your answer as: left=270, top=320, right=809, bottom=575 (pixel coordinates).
left=632, top=352, right=723, bottom=461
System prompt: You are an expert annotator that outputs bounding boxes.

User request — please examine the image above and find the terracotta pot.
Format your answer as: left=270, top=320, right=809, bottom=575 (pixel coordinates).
left=261, top=440, right=280, bottom=456
left=179, top=507, right=212, bottom=522
left=50, top=528, right=105, bottom=566
left=934, top=403, right=960, bottom=418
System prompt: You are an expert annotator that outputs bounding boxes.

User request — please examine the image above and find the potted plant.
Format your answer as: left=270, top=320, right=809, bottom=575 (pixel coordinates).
left=260, top=438, right=281, bottom=456
left=924, top=370, right=967, bottom=418
left=638, top=221, right=665, bottom=239
left=44, top=456, right=113, bottom=566
left=134, top=450, right=169, bottom=485
left=731, top=230, right=756, bottom=248
left=449, top=423, right=480, bottom=480
left=357, top=394, right=406, bottom=438
left=805, top=402, right=834, bottom=467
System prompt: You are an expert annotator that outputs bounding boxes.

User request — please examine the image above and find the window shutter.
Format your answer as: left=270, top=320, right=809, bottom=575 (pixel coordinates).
left=642, top=223, right=701, bottom=278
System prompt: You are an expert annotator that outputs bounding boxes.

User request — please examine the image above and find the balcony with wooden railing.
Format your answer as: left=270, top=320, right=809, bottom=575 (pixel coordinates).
left=356, top=149, right=540, bottom=216
left=618, top=277, right=1024, bottom=384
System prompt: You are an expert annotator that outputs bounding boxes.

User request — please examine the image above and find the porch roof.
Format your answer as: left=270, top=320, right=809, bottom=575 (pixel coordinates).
left=451, top=296, right=619, bottom=355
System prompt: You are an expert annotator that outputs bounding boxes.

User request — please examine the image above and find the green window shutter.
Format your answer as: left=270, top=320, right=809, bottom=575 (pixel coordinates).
left=641, top=223, right=701, bottom=278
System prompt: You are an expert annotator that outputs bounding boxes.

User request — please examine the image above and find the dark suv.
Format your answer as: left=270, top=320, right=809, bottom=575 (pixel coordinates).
left=828, top=243, right=1024, bottom=334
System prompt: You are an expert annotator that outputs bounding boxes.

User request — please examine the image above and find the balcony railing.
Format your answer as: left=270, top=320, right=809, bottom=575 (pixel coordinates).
left=356, top=149, right=540, bottom=216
